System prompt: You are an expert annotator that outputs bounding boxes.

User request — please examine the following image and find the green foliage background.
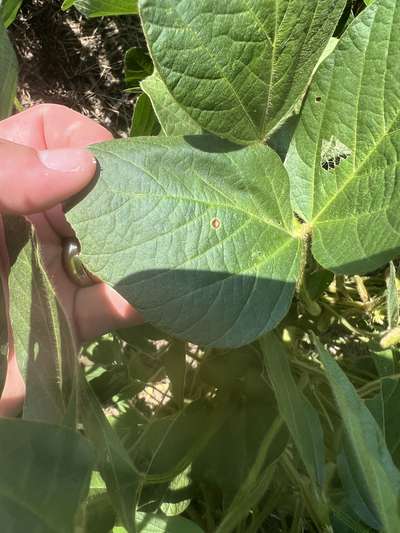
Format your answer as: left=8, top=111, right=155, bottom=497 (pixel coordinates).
left=4, top=1, right=400, bottom=532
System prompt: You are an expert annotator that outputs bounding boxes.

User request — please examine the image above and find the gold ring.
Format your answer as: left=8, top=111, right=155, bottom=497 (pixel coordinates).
left=62, top=237, right=98, bottom=288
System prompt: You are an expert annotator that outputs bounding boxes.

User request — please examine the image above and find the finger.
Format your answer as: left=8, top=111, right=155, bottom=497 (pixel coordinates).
left=44, top=205, right=75, bottom=238
left=0, top=140, right=97, bottom=214
left=0, top=104, right=113, bottom=150
left=0, top=349, right=25, bottom=417
left=75, top=284, right=143, bottom=341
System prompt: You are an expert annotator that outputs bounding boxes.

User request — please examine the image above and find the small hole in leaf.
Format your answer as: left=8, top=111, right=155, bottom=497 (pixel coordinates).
left=321, top=137, right=352, bottom=172
left=315, top=96, right=322, bottom=102
left=211, top=217, right=221, bottom=230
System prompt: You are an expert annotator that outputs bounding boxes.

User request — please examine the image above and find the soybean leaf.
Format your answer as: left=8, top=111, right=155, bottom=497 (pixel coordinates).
left=198, top=345, right=267, bottom=398
left=124, top=47, right=153, bottom=92
left=78, top=373, right=142, bottom=533
left=5, top=216, right=77, bottom=424
left=141, top=72, right=202, bottom=136
left=139, top=0, right=346, bottom=145
left=85, top=472, right=116, bottom=532
left=160, top=467, right=191, bottom=517
left=214, top=417, right=284, bottom=533
left=60, top=0, right=75, bottom=9
left=192, top=393, right=288, bottom=497
left=286, top=0, right=400, bottom=274
left=162, top=340, right=186, bottom=408
left=0, top=19, right=17, bottom=118
left=86, top=493, right=116, bottom=533
left=118, top=324, right=167, bottom=357
left=0, top=418, right=94, bottom=533
left=386, top=262, right=399, bottom=328
left=336, top=450, right=382, bottom=530
left=114, top=513, right=204, bottom=532
left=260, top=333, right=325, bottom=487
left=366, top=377, right=400, bottom=467
left=373, top=348, right=395, bottom=378
left=0, top=0, right=23, bottom=27
left=315, top=337, right=400, bottom=533
left=267, top=113, right=300, bottom=162
left=132, top=397, right=225, bottom=483
left=62, top=0, right=138, bottom=17
left=130, top=93, right=161, bottom=137
left=66, top=136, right=301, bottom=348
left=330, top=505, right=371, bottom=533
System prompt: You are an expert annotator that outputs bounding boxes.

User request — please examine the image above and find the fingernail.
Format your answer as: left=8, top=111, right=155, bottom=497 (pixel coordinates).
left=38, top=148, right=95, bottom=172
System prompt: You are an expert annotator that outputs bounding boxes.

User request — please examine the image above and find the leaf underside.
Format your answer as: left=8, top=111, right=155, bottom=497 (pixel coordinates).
left=66, top=136, right=300, bottom=347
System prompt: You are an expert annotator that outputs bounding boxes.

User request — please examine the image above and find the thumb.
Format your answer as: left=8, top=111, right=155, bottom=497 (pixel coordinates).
left=0, top=140, right=97, bottom=214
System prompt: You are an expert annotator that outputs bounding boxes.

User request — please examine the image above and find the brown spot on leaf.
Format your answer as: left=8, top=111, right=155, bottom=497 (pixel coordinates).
left=211, top=217, right=221, bottom=230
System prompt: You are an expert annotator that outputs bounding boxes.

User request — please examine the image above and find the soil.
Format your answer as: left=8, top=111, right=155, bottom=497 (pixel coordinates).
left=9, top=0, right=146, bottom=137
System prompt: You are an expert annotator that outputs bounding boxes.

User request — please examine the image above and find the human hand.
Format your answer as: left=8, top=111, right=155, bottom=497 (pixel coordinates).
left=0, top=104, right=143, bottom=416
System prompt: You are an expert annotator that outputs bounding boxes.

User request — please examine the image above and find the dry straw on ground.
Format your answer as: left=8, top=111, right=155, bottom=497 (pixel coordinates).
left=9, top=0, right=145, bottom=136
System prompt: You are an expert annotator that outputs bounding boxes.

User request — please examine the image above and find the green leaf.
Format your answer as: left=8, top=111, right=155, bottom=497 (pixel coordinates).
left=160, top=466, right=191, bottom=517
left=124, top=47, right=153, bottom=91
left=198, top=345, right=267, bottom=398
left=0, top=418, right=94, bottom=532
left=315, top=37, right=339, bottom=70
left=114, top=513, right=204, bottom=532
left=267, top=113, right=300, bottom=161
left=214, top=417, right=283, bottom=533
left=315, top=337, right=400, bottom=533
left=141, top=72, right=202, bottom=136
left=260, top=333, right=325, bottom=487
left=78, top=373, right=142, bottom=533
left=373, top=348, right=395, bottom=378
left=66, top=136, right=301, bottom=348
left=139, top=0, right=346, bottom=145
left=162, top=340, right=186, bottom=408
left=0, top=0, right=23, bottom=27
left=118, top=324, right=167, bottom=355
left=304, top=267, right=334, bottom=301
left=5, top=216, right=77, bottom=423
left=130, top=93, right=161, bottom=137
left=0, top=19, right=17, bottom=119
left=132, top=398, right=224, bottom=482
left=331, top=505, right=372, bottom=533
left=366, top=377, right=400, bottom=467
left=85, top=492, right=116, bottom=533
left=60, top=0, right=76, bottom=9
left=336, top=450, right=381, bottom=530
left=286, top=0, right=400, bottom=274
left=63, top=0, right=138, bottom=17
left=192, top=393, right=288, bottom=496
left=386, top=262, right=399, bottom=328
left=91, top=338, right=122, bottom=366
